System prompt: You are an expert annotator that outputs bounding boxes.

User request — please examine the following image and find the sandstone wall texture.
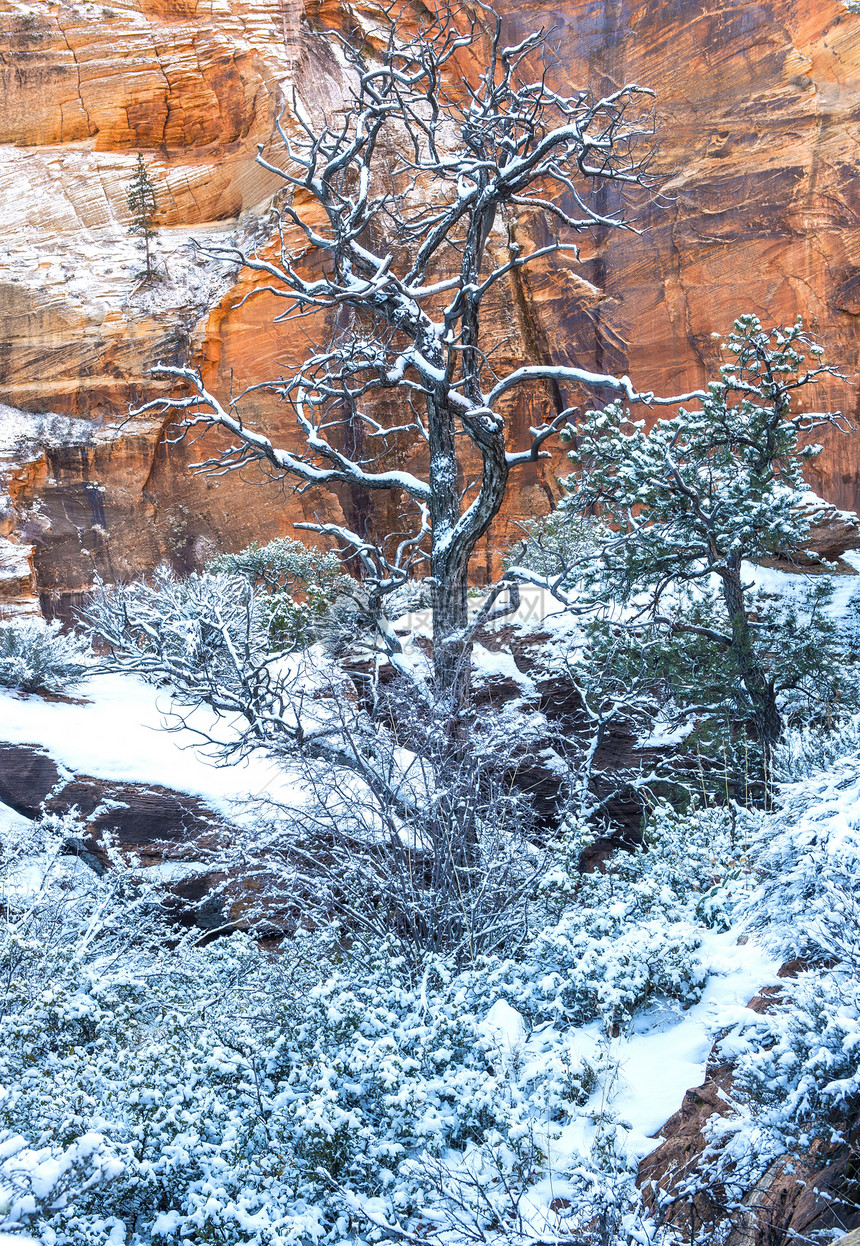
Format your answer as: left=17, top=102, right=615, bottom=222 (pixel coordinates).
left=1, top=0, right=860, bottom=613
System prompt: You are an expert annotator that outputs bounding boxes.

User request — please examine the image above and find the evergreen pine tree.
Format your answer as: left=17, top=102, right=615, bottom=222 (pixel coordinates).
left=127, top=152, right=158, bottom=281
left=515, top=317, right=849, bottom=800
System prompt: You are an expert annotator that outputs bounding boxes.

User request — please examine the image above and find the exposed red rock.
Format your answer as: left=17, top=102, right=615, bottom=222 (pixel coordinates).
left=0, top=738, right=292, bottom=934
left=3, top=0, right=860, bottom=611
left=639, top=973, right=860, bottom=1245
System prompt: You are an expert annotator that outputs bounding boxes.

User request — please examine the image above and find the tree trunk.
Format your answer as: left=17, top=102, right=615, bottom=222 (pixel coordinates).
left=430, top=555, right=470, bottom=707
left=426, top=388, right=471, bottom=706
left=721, top=561, right=782, bottom=772
left=425, top=386, right=510, bottom=713
left=424, top=201, right=501, bottom=711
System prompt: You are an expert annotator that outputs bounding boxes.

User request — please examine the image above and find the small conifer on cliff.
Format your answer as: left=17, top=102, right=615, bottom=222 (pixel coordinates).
left=127, top=152, right=158, bottom=281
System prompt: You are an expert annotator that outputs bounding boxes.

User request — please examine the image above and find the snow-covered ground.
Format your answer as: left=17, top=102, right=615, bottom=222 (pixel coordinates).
left=473, top=928, right=777, bottom=1188
left=0, top=668, right=780, bottom=1171
left=599, top=931, right=777, bottom=1160
left=0, top=672, right=299, bottom=821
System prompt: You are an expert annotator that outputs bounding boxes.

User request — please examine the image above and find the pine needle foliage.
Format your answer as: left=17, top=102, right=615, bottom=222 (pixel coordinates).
left=517, top=317, right=851, bottom=801
left=126, top=153, right=158, bottom=281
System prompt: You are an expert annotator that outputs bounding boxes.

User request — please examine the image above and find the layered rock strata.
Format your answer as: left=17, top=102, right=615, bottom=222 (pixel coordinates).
left=0, top=739, right=291, bottom=935
left=2, top=0, right=860, bottom=611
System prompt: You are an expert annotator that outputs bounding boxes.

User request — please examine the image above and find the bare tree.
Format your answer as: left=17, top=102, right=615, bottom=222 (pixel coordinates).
left=135, top=2, right=698, bottom=712
left=240, top=686, right=546, bottom=971
left=86, top=570, right=548, bottom=967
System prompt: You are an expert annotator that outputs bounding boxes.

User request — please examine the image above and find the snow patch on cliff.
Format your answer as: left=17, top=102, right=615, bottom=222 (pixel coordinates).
left=0, top=406, right=97, bottom=459
left=0, top=671, right=300, bottom=820
left=0, top=143, right=272, bottom=349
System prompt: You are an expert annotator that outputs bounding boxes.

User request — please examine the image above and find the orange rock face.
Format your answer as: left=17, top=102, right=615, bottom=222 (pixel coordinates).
left=519, top=0, right=860, bottom=509
left=2, top=0, right=860, bottom=611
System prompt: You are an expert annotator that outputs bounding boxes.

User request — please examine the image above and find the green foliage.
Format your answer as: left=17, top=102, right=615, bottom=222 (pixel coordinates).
left=207, top=536, right=344, bottom=594
left=563, top=316, right=834, bottom=597
left=503, top=511, right=601, bottom=582
left=127, top=153, right=158, bottom=281
left=206, top=537, right=352, bottom=649
left=517, top=316, right=851, bottom=800
left=582, top=577, right=847, bottom=797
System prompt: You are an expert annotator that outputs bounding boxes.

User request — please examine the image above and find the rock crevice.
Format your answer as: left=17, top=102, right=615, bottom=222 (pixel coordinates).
left=2, top=0, right=860, bottom=610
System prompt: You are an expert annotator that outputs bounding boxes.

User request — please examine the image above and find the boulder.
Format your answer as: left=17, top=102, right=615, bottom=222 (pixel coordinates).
left=0, top=742, right=291, bottom=935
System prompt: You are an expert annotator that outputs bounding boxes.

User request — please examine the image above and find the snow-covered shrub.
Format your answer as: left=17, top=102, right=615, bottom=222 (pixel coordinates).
left=741, top=731, right=860, bottom=963
left=0, top=794, right=732, bottom=1246
left=727, top=969, right=860, bottom=1149
left=702, top=967, right=860, bottom=1214
left=545, top=802, right=757, bottom=933
left=310, top=576, right=431, bottom=656
left=443, top=805, right=750, bottom=1034
left=411, top=1111, right=647, bottom=1246
left=239, top=690, right=547, bottom=971
left=693, top=723, right=860, bottom=1215
left=86, top=568, right=310, bottom=746
left=0, top=911, right=625, bottom=1246
left=207, top=535, right=342, bottom=594
left=773, top=713, right=860, bottom=784
left=505, top=509, right=602, bottom=584
left=0, top=617, right=93, bottom=693
left=0, top=812, right=176, bottom=1237
left=87, top=566, right=261, bottom=671
left=641, top=801, right=759, bottom=931
left=529, top=916, right=707, bottom=1027
left=841, top=579, right=860, bottom=663
left=207, top=537, right=353, bottom=649
left=87, top=542, right=352, bottom=679
left=381, top=578, right=433, bottom=620
left=0, top=1133, right=123, bottom=1235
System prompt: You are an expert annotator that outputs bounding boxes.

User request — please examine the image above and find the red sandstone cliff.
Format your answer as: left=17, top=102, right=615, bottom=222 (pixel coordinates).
left=2, top=0, right=860, bottom=613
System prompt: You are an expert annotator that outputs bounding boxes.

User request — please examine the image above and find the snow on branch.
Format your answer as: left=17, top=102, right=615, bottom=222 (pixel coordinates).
left=135, top=366, right=433, bottom=502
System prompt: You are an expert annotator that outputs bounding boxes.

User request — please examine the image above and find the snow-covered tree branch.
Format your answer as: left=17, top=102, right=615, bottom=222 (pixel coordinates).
left=135, top=1, right=688, bottom=710
left=511, top=316, right=850, bottom=796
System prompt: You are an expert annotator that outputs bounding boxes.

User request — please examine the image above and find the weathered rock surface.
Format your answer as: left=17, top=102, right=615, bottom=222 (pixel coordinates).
left=4, top=0, right=860, bottom=611
left=0, top=739, right=290, bottom=933
left=837, top=1230, right=860, bottom=1246
left=763, top=490, right=860, bottom=570
left=0, top=740, right=61, bottom=815
left=794, top=493, right=860, bottom=567
left=639, top=968, right=860, bottom=1245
